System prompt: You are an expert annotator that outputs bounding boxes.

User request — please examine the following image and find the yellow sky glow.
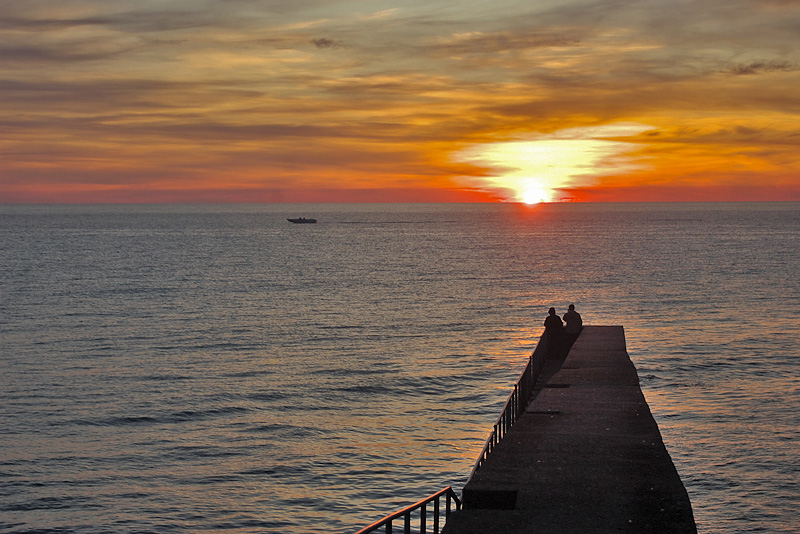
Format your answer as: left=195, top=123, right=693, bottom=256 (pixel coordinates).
left=456, top=124, right=653, bottom=202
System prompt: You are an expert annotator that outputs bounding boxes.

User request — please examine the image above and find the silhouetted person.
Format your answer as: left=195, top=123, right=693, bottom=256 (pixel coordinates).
left=543, top=307, right=564, bottom=359
left=563, top=304, right=583, bottom=352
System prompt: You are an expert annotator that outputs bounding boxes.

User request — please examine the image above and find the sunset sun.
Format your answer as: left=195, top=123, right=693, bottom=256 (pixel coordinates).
left=521, top=184, right=551, bottom=204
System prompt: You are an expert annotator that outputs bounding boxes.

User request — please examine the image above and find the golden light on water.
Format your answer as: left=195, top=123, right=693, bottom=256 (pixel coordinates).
left=457, top=123, right=653, bottom=202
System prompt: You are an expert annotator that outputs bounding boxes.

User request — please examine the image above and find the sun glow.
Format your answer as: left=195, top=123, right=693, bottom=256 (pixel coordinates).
left=521, top=184, right=551, bottom=204
left=456, top=123, right=652, bottom=202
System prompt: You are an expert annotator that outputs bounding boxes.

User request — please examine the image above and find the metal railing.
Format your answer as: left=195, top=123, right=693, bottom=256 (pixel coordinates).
left=468, top=331, right=548, bottom=475
left=353, top=332, right=548, bottom=533
left=354, top=486, right=461, bottom=534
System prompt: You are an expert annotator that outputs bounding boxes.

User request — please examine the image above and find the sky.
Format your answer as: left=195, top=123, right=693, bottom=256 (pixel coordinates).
left=2, top=0, right=799, bottom=203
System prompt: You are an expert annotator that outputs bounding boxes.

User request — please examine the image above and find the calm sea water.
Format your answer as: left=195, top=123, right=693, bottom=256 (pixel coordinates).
left=1, top=202, right=798, bottom=533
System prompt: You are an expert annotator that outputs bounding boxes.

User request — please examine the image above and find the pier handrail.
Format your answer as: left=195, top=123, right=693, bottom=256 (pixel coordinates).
left=354, top=486, right=461, bottom=534
left=468, top=332, right=548, bottom=476
left=353, top=333, right=547, bottom=533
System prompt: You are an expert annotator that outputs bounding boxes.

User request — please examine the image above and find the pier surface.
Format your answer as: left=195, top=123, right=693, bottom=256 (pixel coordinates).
left=443, top=326, right=696, bottom=534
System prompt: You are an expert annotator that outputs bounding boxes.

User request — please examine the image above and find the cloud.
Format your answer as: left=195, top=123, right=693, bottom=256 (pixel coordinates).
left=0, top=31, right=144, bottom=64
left=311, top=37, right=344, bottom=49
left=432, top=30, right=580, bottom=56
left=727, top=60, right=795, bottom=75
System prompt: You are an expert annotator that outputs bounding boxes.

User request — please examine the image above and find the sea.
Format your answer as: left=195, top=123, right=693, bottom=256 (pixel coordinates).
left=1, top=202, right=798, bottom=534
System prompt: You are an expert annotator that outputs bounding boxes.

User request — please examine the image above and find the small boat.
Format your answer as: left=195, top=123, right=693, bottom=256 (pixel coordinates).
left=287, top=217, right=317, bottom=224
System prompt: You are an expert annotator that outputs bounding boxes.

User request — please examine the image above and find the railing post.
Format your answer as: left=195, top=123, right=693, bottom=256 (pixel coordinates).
left=420, top=503, right=427, bottom=534
left=404, top=511, right=411, bottom=534
left=433, top=495, right=440, bottom=534
left=529, top=353, right=534, bottom=390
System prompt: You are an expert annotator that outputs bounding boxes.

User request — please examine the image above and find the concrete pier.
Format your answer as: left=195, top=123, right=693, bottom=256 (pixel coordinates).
left=443, top=326, right=697, bottom=534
